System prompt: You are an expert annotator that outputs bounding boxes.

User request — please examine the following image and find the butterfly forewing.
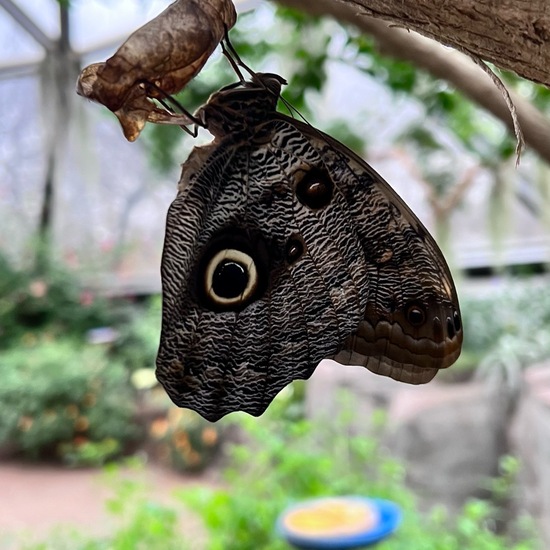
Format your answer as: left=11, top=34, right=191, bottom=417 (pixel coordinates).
left=157, top=74, right=462, bottom=421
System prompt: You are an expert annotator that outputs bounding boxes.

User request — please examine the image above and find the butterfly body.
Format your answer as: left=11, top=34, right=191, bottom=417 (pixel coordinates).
left=157, top=74, right=462, bottom=422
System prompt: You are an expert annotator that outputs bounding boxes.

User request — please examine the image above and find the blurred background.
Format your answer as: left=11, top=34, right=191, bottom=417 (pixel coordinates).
left=1, top=0, right=549, bottom=549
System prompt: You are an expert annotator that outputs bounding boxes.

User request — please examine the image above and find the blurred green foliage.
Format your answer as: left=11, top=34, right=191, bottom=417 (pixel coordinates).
left=0, top=253, right=113, bottom=349
left=178, top=408, right=536, bottom=550
left=457, top=282, right=550, bottom=389
left=111, top=296, right=162, bottom=372
left=20, top=410, right=537, bottom=549
left=0, top=252, right=148, bottom=464
left=0, top=249, right=162, bottom=372
left=0, top=339, right=140, bottom=464
left=345, top=30, right=518, bottom=163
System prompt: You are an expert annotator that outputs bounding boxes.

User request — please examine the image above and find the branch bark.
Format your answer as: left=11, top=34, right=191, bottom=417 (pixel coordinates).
left=276, top=0, right=550, bottom=164
left=277, top=0, right=550, bottom=87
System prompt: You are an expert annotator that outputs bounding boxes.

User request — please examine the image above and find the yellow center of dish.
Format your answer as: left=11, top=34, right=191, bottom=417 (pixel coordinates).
left=283, top=499, right=378, bottom=537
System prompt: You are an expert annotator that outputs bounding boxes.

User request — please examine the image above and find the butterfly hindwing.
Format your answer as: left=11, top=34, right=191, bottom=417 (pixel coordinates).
left=157, top=74, right=462, bottom=421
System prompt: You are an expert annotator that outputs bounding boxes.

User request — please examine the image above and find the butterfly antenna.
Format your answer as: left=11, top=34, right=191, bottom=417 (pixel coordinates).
left=221, top=27, right=257, bottom=82
left=221, top=29, right=314, bottom=132
left=278, top=95, right=304, bottom=120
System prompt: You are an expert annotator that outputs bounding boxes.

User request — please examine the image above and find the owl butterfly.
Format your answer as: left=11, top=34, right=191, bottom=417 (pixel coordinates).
left=76, top=0, right=236, bottom=141
left=157, top=66, right=463, bottom=422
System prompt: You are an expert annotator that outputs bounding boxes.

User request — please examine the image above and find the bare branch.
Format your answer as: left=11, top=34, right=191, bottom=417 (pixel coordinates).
left=278, top=0, right=550, bottom=87
left=278, top=0, right=550, bottom=164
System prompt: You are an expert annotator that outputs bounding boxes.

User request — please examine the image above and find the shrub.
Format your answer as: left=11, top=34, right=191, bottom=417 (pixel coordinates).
left=149, top=408, right=221, bottom=472
left=177, top=409, right=537, bottom=550
left=0, top=253, right=114, bottom=348
left=111, top=296, right=162, bottom=372
left=0, top=339, right=141, bottom=465
left=458, top=282, right=550, bottom=388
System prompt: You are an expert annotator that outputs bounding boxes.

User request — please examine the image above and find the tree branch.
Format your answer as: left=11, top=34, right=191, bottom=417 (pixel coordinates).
left=277, top=0, right=550, bottom=164
left=277, top=0, right=550, bottom=87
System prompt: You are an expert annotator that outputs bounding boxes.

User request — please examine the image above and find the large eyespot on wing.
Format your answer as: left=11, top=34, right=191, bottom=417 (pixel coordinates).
left=156, top=226, right=279, bottom=422
left=333, top=295, right=463, bottom=384
left=194, top=227, right=271, bottom=312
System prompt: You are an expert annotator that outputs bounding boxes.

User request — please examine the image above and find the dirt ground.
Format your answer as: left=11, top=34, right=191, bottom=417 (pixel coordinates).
left=0, top=459, right=214, bottom=549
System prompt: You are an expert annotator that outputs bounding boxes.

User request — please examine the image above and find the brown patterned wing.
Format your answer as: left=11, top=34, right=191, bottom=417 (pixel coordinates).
left=294, top=124, right=463, bottom=384
left=156, top=75, right=462, bottom=422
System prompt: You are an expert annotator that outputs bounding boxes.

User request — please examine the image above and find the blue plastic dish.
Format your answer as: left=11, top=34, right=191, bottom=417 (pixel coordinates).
left=277, top=496, right=402, bottom=549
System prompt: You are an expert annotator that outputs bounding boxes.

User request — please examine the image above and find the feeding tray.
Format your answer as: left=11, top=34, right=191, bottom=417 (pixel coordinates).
left=277, top=496, right=401, bottom=549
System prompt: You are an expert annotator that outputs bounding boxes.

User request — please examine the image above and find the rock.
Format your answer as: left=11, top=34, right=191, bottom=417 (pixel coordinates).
left=306, top=360, right=405, bottom=424
left=306, top=360, right=510, bottom=513
left=387, top=380, right=509, bottom=513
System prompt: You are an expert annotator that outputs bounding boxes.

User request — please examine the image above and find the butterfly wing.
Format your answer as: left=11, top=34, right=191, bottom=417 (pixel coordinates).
left=285, top=117, right=462, bottom=384
left=157, top=107, right=462, bottom=422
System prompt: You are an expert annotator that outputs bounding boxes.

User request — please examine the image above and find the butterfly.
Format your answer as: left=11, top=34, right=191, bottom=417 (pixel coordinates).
left=156, top=71, right=463, bottom=422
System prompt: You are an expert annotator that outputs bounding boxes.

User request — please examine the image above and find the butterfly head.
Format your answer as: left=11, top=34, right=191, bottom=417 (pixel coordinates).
left=195, top=73, right=286, bottom=138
